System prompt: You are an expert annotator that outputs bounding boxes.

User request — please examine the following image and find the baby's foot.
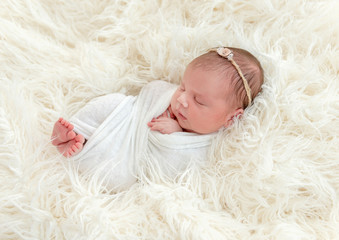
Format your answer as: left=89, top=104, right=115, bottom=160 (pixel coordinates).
left=51, top=117, right=76, bottom=146
left=57, top=134, right=85, bottom=157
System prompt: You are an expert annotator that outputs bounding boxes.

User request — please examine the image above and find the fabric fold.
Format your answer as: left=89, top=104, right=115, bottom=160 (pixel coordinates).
left=69, top=80, right=215, bottom=190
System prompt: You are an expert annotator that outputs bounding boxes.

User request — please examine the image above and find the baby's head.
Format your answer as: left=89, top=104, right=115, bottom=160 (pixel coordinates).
left=170, top=47, right=264, bottom=134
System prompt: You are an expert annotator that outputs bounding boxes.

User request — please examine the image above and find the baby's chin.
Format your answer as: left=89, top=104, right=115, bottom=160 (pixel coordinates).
left=177, top=120, right=196, bottom=133
left=174, top=113, right=201, bottom=134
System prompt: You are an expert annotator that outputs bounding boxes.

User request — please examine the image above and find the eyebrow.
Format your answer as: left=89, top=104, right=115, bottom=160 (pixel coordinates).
left=182, top=81, right=210, bottom=103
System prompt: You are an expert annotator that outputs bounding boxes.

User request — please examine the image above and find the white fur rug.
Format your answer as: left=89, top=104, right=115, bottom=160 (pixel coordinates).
left=1, top=0, right=339, bottom=239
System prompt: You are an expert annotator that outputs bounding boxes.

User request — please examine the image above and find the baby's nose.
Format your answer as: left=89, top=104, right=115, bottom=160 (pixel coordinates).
left=177, top=93, right=188, bottom=108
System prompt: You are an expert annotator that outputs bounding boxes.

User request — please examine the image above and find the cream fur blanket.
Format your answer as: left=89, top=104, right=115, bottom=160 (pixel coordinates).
left=1, top=0, right=338, bottom=239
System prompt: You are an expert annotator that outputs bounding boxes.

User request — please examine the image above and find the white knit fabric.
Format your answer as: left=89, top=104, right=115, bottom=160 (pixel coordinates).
left=69, top=81, right=214, bottom=191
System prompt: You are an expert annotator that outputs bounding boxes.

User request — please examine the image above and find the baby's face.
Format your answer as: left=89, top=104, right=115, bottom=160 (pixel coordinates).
left=170, top=65, right=239, bottom=134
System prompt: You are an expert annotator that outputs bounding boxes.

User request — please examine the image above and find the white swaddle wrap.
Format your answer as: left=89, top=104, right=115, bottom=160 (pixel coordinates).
left=70, top=81, right=215, bottom=191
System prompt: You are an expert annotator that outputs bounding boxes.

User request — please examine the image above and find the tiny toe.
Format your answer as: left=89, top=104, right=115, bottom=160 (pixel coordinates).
left=67, top=131, right=76, bottom=139
left=75, top=134, right=85, bottom=143
left=68, top=149, right=74, bottom=156
left=75, top=142, right=82, bottom=148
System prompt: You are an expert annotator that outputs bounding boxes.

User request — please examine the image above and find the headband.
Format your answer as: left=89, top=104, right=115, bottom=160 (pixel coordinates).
left=209, top=47, right=252, bottom=106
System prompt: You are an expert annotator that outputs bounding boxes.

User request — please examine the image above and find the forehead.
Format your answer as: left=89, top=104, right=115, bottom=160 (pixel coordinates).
left=183, top=64, right=233, bottom=99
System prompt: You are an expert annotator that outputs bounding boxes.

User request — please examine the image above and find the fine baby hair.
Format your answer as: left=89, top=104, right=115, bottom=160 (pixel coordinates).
left=192, top=47, right=264, bottom=109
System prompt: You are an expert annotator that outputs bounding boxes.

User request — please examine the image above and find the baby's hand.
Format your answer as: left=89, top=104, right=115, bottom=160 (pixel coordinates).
left=147, top=112, right=182, bottom=134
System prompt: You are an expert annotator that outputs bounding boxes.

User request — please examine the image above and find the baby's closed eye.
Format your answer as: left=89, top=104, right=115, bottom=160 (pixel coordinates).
left=194, top=97, right=205, bottom=106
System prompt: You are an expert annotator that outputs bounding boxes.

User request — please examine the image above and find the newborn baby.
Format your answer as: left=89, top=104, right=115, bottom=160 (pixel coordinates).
left=51, top=47, right=264, bottom=190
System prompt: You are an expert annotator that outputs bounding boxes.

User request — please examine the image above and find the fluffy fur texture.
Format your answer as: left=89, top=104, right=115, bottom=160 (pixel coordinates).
left=1, top=0, right=338, bottom=239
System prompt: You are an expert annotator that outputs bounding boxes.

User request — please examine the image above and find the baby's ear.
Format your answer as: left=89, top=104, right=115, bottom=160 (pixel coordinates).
left=224, top=108, right=244, bottom=128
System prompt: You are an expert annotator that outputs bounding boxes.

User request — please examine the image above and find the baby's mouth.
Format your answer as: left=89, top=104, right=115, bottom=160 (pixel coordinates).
left=177, top=112, right=187, bottom=120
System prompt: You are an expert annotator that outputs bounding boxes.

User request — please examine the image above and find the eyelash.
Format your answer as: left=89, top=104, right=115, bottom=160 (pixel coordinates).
left=195, top=98, right=203, bottom=105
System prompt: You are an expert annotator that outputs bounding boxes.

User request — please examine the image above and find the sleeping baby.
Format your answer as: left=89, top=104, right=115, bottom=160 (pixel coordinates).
left=51, top=47, right=264, bottom=191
